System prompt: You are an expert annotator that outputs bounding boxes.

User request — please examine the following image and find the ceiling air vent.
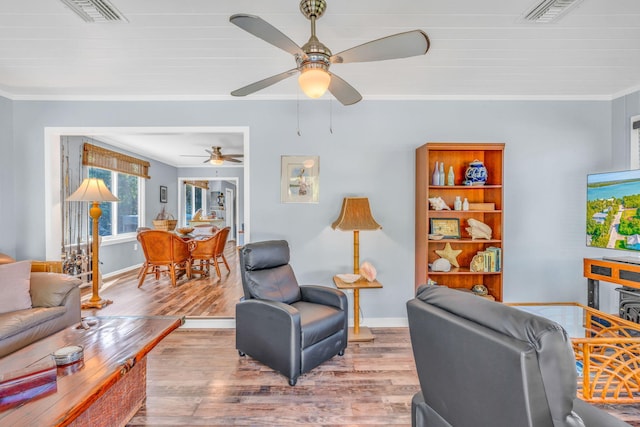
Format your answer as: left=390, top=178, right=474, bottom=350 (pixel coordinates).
left=59, top=0, right=128, bottom=23
left=523, top=0, right=584, bottom=23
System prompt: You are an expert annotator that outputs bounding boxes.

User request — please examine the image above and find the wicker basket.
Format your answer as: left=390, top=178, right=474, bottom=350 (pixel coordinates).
left=152, top=219, right=177, bottom=231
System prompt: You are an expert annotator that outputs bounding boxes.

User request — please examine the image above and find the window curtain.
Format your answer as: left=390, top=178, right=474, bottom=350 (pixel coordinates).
left=184, top=180, right=209, bottom=190
left=82, top=143, right=151, bottom=179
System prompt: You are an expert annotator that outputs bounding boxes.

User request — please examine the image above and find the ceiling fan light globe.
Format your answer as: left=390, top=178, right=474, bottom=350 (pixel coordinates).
left=298, top=68, right=330, bottom=98
left=210, top=158, right=224, bottom=165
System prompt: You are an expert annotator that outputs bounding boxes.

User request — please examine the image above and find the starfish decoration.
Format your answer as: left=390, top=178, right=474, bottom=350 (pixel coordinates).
left=435, top=243, right=462, bottom=268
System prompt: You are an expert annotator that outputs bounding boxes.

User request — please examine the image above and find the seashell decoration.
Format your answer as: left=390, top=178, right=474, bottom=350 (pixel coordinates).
left=359, top=261, right=377, bottom=282
left=430, top=258, right=451, bottom=272
left=428, top=197, right=451, bottom=211
left=466, top=218, right=492, bottom=240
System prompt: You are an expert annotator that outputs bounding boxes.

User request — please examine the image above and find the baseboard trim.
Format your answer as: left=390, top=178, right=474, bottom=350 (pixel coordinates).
left=179, top=317, right=408, bottom=329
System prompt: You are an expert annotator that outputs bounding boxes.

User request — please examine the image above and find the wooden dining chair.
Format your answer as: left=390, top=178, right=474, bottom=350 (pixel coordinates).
left=137, top=230, right=191, bottom=287
left=189, top=234, right=218, bottom=277
left=211, top=226, right=231, bottom=277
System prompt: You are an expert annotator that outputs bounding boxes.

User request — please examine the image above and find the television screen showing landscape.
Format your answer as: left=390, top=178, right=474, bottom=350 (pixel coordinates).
left=587, top=169, right=640, bottom=251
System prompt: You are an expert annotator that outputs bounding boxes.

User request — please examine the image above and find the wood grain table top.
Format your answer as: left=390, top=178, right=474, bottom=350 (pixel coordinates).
left=0, top=315, right=183, bottom=426
left=333, top=276, right=383, bottom=290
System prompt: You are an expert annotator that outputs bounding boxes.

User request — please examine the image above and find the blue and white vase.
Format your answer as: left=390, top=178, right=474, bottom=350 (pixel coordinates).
left=464, top=159, right=487, bottom=185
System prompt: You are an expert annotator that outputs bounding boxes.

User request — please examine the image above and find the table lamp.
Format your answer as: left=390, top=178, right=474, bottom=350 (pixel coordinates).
left=331, top=197, right=381, bottom=274
left=67, top=178, right=119, bottom=309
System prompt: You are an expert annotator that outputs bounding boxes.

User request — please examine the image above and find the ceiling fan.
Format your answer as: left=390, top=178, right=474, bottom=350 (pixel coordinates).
left=181, top=146, right=244, bottom=165
left=230, top=0, right=430, bottom=106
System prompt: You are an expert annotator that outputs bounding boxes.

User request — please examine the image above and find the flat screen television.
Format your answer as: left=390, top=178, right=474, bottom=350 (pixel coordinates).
left=587, top=169, right=640, bottom=256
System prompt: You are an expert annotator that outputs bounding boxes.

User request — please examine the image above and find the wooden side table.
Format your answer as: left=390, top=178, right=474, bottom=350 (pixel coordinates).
left=333, top=276, right=382, bottom=342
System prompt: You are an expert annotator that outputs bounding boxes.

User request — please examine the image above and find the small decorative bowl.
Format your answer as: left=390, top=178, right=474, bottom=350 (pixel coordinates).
left=53, top=345, right=84, bottom=366
left=428, top=234, right=445, bottom=240
left=336, top=273, right=361, bottom=283
left=177, top=227, right=194, bottom=236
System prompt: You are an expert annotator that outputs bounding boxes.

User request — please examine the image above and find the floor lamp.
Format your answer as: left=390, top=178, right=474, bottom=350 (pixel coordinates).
left=67, top=178, right=119, bottom=309
left=332, top=197, right=382, bottom=341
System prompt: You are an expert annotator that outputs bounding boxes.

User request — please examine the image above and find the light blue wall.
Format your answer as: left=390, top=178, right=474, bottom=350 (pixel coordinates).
left=5, top=97, right=616, bottom=319
left=0, top=96, right=15, bottom=257
left=612, top=92, right=640, bottom=170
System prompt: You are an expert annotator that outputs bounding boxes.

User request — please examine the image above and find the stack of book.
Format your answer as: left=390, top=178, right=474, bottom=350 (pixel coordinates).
left=477, top=246, right=501, bottom=272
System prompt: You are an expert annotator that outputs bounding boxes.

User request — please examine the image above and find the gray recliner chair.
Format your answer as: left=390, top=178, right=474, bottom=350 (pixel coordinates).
left=236, top=240, right=348, bottom=386
left=407, top=284, right=631, bottom=427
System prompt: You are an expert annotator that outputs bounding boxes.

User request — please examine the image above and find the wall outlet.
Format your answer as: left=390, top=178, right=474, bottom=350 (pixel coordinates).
left=134, top=243, right=138, bottom=251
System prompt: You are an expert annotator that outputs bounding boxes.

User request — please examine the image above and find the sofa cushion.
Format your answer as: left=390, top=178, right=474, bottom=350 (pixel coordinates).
left=245, top=265, right=302, bottom=304
left=0, top=260, right=33, bottom=314
left=30, top=272, right=82, bottom=307
left=291, top=301, right=344, bottom=347
left=0, top=306, right=66, bottom=340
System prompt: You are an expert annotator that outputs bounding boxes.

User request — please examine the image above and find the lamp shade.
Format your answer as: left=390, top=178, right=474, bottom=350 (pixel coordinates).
left=66, top=178, right=119, bottom=202
left=298, top=68, right=331, bottom=99
left=331, top=197, right=381, bottom=231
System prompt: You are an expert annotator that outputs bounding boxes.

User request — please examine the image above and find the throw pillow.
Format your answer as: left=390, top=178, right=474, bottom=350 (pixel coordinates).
left=30, top=272, right=82, bottom=307
left=0, top=260, right=32, bottom=314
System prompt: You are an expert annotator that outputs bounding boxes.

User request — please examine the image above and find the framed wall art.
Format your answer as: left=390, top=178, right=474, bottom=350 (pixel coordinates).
left=160, top=185, right=168, bottom=203
left=429, top=218, right=460, bottom=238
left=281, top=155, right=319, bottom=203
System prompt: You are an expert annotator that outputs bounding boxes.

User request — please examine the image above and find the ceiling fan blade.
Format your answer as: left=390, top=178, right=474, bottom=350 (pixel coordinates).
left=223, top=154, right=244, bottom=158
left=230, top=14, right=305, bottom=57
left=231, top=69, right=298, bottom=97
left=203, top=158, right=211, bottom=163
left=328, top=73, right=362, bottom=106
left=224, top=158, right=243, bottom=163
left=330, top=30, right=430, bottom=64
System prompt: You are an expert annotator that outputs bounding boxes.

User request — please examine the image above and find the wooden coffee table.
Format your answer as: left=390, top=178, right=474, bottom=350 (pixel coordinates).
left=0, top=315, right=182, bottom=426
left=512, top=302, right=640, bottom=403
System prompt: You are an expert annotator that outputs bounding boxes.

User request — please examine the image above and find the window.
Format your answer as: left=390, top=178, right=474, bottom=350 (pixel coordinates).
left=89, top=167, right=144, bottom=237
left=184, top=183, right=205, bottom=220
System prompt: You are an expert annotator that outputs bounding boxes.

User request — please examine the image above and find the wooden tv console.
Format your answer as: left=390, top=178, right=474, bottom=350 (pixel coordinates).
left=583, top=257, right=640, bottom=309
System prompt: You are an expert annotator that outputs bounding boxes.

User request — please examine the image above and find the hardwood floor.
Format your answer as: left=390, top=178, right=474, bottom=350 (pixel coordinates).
left=80, top=241, right=243, bottom=318
left=128, top=328, right=640, bottom=426
left=129, top=328, right=419, bottom=426
left=79, top=243, right=640, bottom=425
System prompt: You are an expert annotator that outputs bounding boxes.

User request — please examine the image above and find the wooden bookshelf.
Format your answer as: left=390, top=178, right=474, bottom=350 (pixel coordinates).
left=415, top=142, right=505, bottom=301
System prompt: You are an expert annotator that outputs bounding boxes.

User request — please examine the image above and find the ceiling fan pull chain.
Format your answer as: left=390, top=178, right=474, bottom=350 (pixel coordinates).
left=329, top=96, right=333, bottom=134
left=297, top=93, right=302, bottom=136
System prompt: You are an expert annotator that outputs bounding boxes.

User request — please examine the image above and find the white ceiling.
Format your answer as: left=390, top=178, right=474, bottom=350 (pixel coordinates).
left=2, top=0, right=640, bottom=101
left=95, top=131, right=245, bottom=168
left=4, top=0, right=640, bottom=165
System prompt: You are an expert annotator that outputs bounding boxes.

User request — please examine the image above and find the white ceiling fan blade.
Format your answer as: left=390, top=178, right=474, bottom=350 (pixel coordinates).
left=330, top=30, right=430, bottom=64
left=230, top=14, right=305, bottom=57
left=328, top=73, right=362, bottom=106
left=231, top=69, right=298, bottom=97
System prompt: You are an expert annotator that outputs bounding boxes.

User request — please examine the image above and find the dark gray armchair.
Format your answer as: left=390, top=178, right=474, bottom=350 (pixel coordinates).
left=236, top=240, right=348, bottom=386
left=407, top=285, right=630, bottom=427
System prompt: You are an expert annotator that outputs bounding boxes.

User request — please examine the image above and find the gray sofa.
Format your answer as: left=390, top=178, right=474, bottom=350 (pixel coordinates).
left=407, top=284, right=631, bottom=427
left=0, top=272, right=81, bottom=358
